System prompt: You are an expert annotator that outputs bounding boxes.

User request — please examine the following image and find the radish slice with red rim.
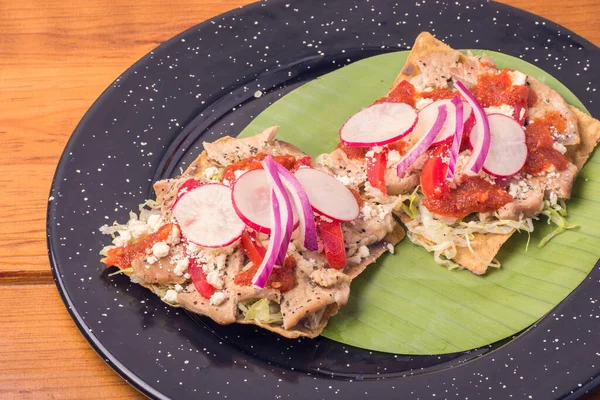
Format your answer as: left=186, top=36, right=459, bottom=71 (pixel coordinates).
left=339, top=102, right=418, bottom=147
left=415, top=99, right=472, bottom=146
left=275, top=164, right=319, bottom=252
left=232, top=169, right=298, bottom=234
left=446, top=96, right=465, bottom=181
left=396, top=104, right=448, bottom=177
left=173, top=183, right=245, bottom=248
left=293, top=168, right=359, bottom=222
left=454, top=80, right=490, bottom=174
left=470, top=113, right=528, bottom=178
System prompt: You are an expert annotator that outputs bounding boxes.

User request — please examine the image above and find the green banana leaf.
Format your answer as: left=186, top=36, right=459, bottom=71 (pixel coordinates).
left=238, top=50, right=600, bottom=355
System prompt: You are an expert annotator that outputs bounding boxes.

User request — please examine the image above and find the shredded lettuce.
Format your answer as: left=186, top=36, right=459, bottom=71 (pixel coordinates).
left=402, top=193, right=534, bottom=269
left=107, top=267, right=134, bottom=277
left=538, top=200, right=577, bottom=248
left=238, top=299, right=283, bottom=325
left=397, top=188, right=420, bottom=219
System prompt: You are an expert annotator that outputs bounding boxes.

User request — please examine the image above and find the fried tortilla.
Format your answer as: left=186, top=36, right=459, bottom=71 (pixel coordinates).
left=391, top=32, right=600, bottom=274
left=101, top=127, right=404, bottom=338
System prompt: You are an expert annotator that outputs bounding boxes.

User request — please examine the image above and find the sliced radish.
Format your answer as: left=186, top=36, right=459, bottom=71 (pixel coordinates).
left=232, top=169, right=298, bottom=234
left=454, top=80, right=490, bottom=174
left=173, top=183, right=245, bottom=247
left=396, top=105, right=448, bottom=177
left=446, top=96, right=465, bottom=181
left=339, top=102, right=418, bottom=147
left=293, top=169, right=359, bottom=222
left=414, top=99, right=473, bottom=146
left=470, top=113, right=528, bottom=178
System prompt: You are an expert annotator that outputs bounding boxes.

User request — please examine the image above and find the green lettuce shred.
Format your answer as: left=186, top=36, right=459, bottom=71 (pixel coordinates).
left=108, top=267, right=134, bottom=277
left=398, top=190, right=420, bottom=219
left=239, top=299, right=283, bottom=325
left=538, top=200, right=577, bottom=248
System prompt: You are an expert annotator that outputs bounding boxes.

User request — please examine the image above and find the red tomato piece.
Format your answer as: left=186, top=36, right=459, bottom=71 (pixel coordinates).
left=366, top=147, right=388, bottom=195
left=316, top=219, right=347, bottom=270
left=240, top=230, right=266, bottom=266
left=292, top=156, right=312, bottom=171
left=420, top=145, right=450, bottom=199
left=188, top=257, right=214, bottom=299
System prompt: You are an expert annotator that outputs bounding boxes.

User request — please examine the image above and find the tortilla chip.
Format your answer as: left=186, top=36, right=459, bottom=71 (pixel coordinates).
left=393, top=33, right=600, bottom=275
left=148, top=127, right=405, bottom=338
left=391, top=32, right=454, bottom=89
left=566, top=106, right=600, bottom=170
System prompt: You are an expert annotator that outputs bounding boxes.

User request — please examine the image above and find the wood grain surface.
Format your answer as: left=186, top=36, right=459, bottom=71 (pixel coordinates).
left=0, top=0, right=598, bottom=398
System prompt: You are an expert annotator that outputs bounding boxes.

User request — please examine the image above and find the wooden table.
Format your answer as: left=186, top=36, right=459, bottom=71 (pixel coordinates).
left=1, top=0, right=598, bottom=398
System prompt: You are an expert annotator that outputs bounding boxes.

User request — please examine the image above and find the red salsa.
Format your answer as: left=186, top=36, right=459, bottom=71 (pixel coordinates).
left=419, top=88, right=456, bottom=101
left=423, top=176, right=512, bottom=219
left=222, top=153, right=302, bottom=184
left=375, top=80, right=416, bottom=107
left=471, top=69, right=529, bottom=108
left=104, top=223, right=174, bottom=269
left=523, top=111, right=569, bottom=175
left=234, top=256, right=297, bottom=292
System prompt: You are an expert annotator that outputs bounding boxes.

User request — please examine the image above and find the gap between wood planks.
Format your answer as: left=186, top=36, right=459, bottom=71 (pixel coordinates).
left=0, top=270, right=54, bottom=285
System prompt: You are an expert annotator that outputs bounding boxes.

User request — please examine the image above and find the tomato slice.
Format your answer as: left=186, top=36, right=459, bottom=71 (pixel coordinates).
left=366, top=147, right=388, bottom=195
left=292, top=156, right=312, bottom=171
left=188, top=257, right=214, bottom=299
left=420, top=145, right=450, bottom=199
left=241, top=230, right=266, bottom=266
left=316, top=219, right=347, bottom=270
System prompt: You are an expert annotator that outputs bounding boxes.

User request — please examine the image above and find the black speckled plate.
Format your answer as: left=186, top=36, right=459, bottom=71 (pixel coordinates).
left=48, top=0, right=600, bottom=398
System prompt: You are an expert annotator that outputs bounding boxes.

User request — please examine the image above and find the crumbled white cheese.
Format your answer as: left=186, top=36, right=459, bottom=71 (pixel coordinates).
left=162, top=289, right=178, bottom=304
left=234, top=169, right=247, bottom=180
left=386, top=150, right=402, bottom=168
left=335, top=174, right=356, bottom=186
left=549, top=192, right=558, bottom=207
left=206, top=270, right=224, bottom=289
left=365, top=150, right=375, bottom=158
left=167, top=225, right=181, bottom=246
left=415, top=97, right=434, bottom=111
left=152, top=241, right=170, bottom=258
left=187, top=242, right=201, bottom=254
left=209, top=291, right=228, bottom=306
left=386, top=243, right=395, bottom=254
left=372, top=146, right=384, bottom=154
left=364, top=181, right=385, bottom=200
left=183, top=273, right=191, bottom=280
left=146, top=214, right=162, bottom=232
left=484, top=104, right=515, bottom=118
left=553, top=142, right=567, bottom=154
left=203, top=166, right=219, bottom=180
left=361, top=203, right=377, bottom=220
left=357, top=245, right=370, bottom=259
left=146, top=255, right=158, bottom=265
left=173, top=258, right=189, bottom=277
left=508, top=70, right=527, bottom=86
left=113, top=230, right=131, bottom=247
left=174, top=284, right=184, bottom=293
left=519, top=107, right=526, bottom=122
left=128, top=220, right=149, bottom=238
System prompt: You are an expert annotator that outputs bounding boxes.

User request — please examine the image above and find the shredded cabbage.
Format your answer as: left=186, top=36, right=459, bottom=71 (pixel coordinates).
left=397, top=187, right=420, bottom=219
left=107, top=267, right=134, bottom=277
left=538, top=199, right=577, bottom=248
left=238, top=299, right=283, bottom=325
left=402, top=193, right=534, bottom=269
